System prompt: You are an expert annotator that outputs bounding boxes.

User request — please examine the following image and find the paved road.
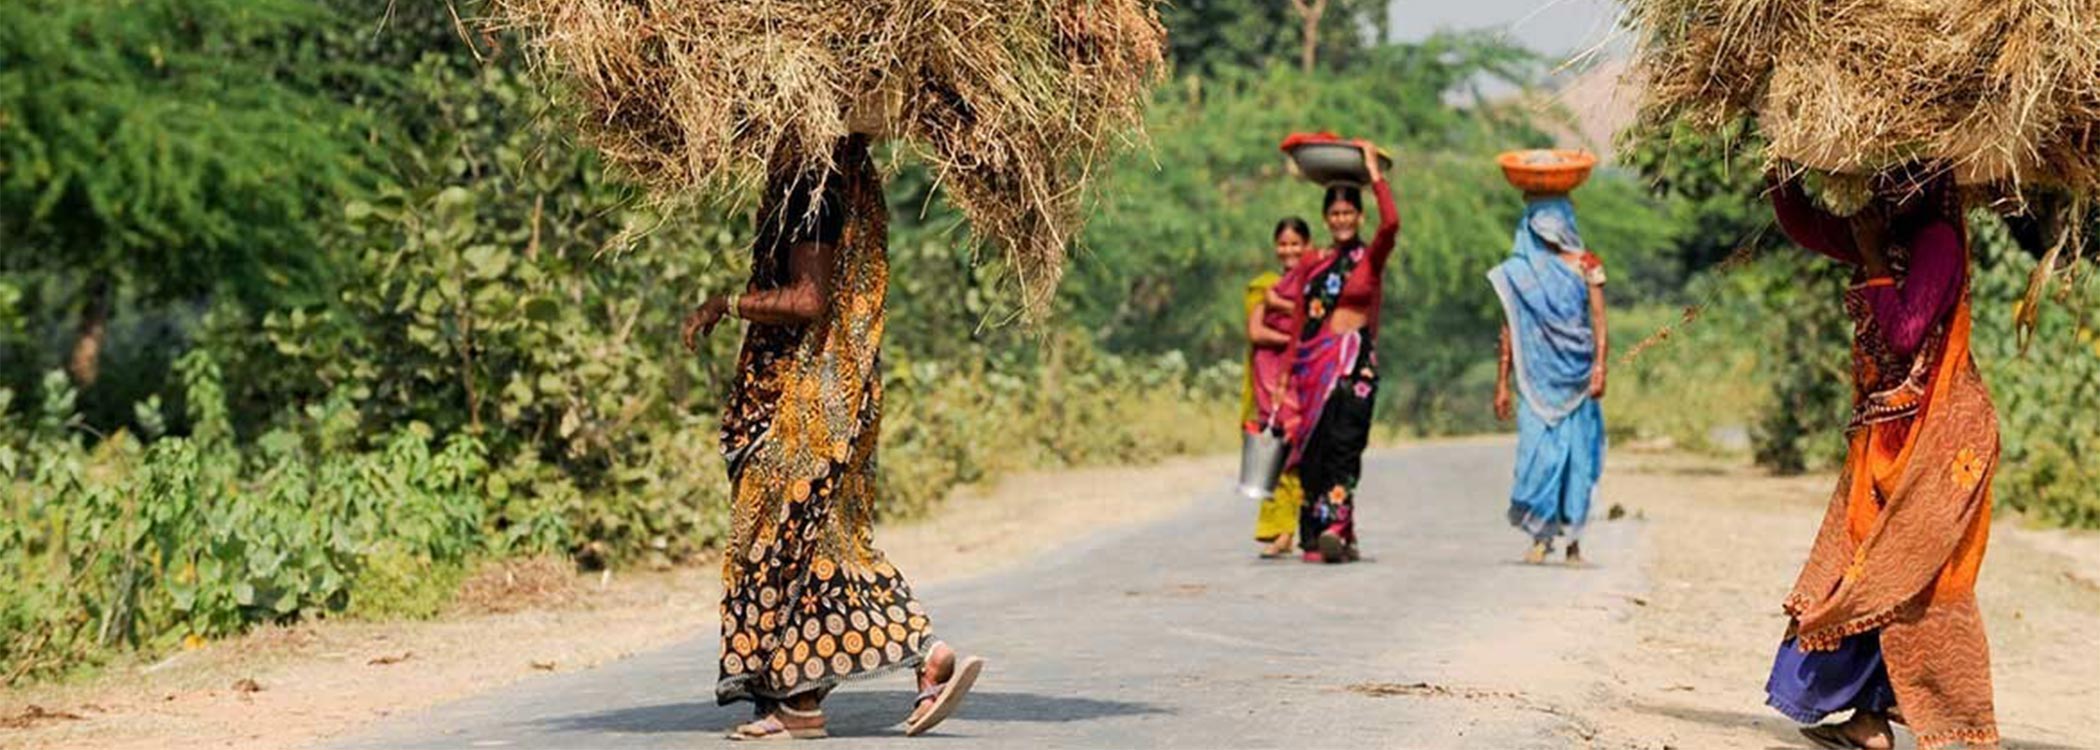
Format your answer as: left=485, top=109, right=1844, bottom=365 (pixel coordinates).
left=335, top=440, right=1645, bottom=749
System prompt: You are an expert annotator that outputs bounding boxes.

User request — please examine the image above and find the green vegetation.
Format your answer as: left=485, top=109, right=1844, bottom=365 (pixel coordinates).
left=0, top=0, right=376, bottom=396
left=3, top=1, right=2095, bottom=686
left=1610, top=124, right=2100, bottom=527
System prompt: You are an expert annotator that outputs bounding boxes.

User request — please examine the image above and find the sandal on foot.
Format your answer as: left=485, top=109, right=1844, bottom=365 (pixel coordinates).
left=728, top=707, right=828, bottom=741
left=1316, top=529, right=1348, bottom=564
left=905, top=654, right=985, bottom=737
left=1798, top=725, right=1869, bottom=750
left=1523, top=541, right=1549, bottom=565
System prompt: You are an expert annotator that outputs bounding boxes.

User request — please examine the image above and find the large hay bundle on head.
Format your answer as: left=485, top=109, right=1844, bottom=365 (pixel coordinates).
left=492, top=0, right=1168, bottom=311
left=1625, top=0, right=2100, bottom=195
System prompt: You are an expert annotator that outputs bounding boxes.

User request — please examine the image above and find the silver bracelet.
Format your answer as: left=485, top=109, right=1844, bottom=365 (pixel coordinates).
left=725, top=293, right=741, bottom=320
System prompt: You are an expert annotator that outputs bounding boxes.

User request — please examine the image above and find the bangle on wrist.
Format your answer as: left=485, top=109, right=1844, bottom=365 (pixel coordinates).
left=726, top=293, right=742, bottom=319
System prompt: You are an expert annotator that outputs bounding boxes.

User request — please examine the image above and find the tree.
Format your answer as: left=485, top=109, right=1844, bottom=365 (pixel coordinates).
left=0, top=0, right=373, bottom=385
left=1161, top=0, right=1388, bottom=74
left=1616, top=117, right=1786, bottom=284
left=1289, top=0, right=1329, bottom=72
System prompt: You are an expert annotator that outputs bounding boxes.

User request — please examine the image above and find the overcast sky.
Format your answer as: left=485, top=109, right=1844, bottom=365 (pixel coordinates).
left=1386, top=0, right=1628, bottom=59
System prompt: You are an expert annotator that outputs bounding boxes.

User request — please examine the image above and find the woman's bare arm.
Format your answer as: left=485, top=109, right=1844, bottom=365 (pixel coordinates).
left=1248, top=303, right=1292, bottom=348
left=682, top=240, right=836, bottom=351
left=1264, top=285, right=1295, bottom=314
left=1494, top=327, right=1514, bottom=421
left=1588, top=285, right=1608, bottom=398
left=735, top=240, right=835, bottom=325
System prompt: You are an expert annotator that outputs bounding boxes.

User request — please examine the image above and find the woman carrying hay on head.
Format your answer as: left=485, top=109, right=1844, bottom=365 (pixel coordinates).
left=1488, top=194, right=1608, bottom=566
left=1245, top=217, right=1313, bottom=559
left=503, top=0, right=1163, bottom=738
left=682, top=136, right=985, bottom=741
left=1278, top=143, right=1398, bottom=564
left=1762, top=167, right=2000, bottom=750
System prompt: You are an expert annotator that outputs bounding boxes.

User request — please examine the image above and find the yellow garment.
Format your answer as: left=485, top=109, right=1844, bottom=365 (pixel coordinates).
left=1240, top=271, right=1281, bottom=425
left=1241, top=270, right=1298, bottom=542
left=1255, top=471, right=1303, bottom=542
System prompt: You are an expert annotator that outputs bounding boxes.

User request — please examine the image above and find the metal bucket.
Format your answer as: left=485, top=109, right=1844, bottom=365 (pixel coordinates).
left=1236, top=429, right=1287, bottom=500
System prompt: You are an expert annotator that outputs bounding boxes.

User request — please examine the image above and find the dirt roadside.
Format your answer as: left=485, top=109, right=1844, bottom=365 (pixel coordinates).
left=0, top=454, right=1234, bottom=750
left=5, top=446, right=2097, bottom=750
left=1578, top=450, right=2100, bottom=750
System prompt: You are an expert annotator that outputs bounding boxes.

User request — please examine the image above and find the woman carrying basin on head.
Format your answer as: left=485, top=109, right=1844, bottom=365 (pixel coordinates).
left=1488, top=191, right=1608, bottom=566
left=1277, top=141, right=1399, bottom=564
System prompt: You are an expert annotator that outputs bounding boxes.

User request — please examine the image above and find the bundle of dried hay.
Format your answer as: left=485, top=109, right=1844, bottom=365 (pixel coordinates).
left=491, top=0, right=1167, bottom=311
left=1624, top=0, right=2100, bottom=196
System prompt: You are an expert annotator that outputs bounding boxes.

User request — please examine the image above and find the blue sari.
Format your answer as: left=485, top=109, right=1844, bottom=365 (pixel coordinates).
left=1486, top=198, right=1605, bottom=543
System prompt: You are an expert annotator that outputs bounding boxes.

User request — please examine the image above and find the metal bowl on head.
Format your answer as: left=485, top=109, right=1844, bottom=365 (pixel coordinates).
left=1497, top=149, right=1596, bottom=194
left=1282, top=133, right=1393, bottom=188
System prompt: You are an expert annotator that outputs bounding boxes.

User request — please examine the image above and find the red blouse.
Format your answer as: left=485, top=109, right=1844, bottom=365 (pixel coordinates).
left=1770, top=181, right=1965, bottom=359
left=1329, top=178, right=1400, bottom=335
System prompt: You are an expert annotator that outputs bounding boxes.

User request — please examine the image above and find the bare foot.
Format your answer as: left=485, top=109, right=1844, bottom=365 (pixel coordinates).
left=1565, top=541, right=1585, bottom=566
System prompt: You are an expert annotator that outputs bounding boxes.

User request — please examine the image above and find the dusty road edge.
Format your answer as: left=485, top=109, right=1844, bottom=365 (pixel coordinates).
left=0, top=452, right=1238, bottom=750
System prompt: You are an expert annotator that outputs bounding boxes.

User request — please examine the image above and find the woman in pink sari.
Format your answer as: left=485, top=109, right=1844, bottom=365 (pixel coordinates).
left=1245, top=218, right=1312, bottom=558
left=1278, top=144, right=1399, bottom=564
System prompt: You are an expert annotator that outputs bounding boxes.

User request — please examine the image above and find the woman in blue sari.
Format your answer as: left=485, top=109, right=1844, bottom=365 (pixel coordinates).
left=1489, top=196, right=1608, bottom=565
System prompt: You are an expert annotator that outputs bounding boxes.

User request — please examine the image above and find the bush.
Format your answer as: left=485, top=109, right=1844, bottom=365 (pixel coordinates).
left=1968, top=219, right=2100, bottom=528
left=1614, top=211, right=2100, bottom=525
left=1, top=354, right=487, bottom=683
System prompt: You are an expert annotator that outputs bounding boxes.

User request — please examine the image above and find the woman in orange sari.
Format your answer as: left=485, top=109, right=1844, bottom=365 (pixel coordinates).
left=1764, top=168, right=1999, bottom=750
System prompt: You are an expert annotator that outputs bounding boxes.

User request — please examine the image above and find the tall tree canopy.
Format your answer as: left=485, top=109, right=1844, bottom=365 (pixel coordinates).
left=1162, top=0, right=1390, bottom=73
left=0, top=0, right=376, bottom=382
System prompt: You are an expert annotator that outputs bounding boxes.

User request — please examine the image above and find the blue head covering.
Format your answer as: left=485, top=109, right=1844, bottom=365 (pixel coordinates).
left=1486, top=197, right=1595, bottom=423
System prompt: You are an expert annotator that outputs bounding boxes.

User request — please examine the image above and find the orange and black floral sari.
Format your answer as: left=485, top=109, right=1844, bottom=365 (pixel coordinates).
left=715, top=139, right=934, bottom=706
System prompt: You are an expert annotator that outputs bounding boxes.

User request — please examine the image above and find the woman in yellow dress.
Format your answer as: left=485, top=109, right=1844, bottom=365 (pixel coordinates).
left=1245, top=218, right=1312, bottom=558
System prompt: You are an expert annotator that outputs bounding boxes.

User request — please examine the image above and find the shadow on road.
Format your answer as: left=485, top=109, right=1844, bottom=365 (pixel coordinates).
left=532, top=690, right=1167, bottom=737
left=1627, top=700, right=1835, bottom=748
left=1630, top=700, right=2086, bottom=750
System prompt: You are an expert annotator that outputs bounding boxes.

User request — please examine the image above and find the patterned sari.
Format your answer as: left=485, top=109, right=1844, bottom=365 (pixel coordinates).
left=715, top=140, right=934, bottom=706
left=1769, top=197, right=1999, bottom=749
left=1278, top=178, right=1397, bottom=555
left=1280, top=239, right=1377, bottom=552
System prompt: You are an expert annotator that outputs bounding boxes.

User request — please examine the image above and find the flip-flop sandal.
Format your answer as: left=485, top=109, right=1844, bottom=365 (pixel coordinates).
left=1316, top=530, right=1347, bottom=564
left=905, top=655, right=985, bottom=737
left=728, top=708, right=829, bottom=741
left=1798, top=725, right=1868, bottom=749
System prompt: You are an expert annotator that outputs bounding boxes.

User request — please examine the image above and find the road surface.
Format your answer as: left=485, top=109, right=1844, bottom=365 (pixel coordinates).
left=335, top=441, right=1648, bottom=749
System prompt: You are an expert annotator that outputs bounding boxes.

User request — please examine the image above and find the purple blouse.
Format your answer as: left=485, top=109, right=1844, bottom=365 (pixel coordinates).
left=1771, top=183, right=1965, bottom=358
